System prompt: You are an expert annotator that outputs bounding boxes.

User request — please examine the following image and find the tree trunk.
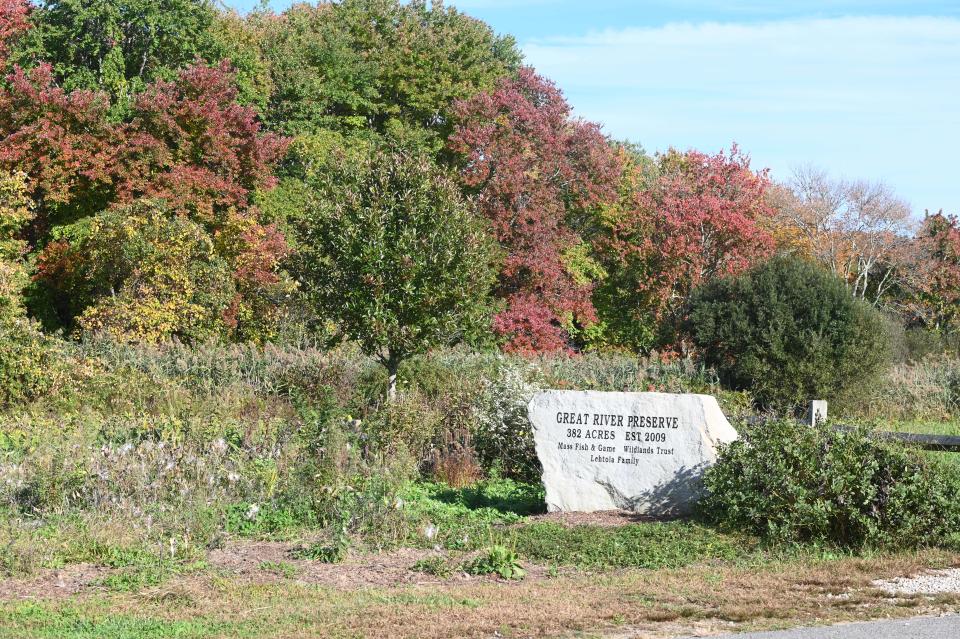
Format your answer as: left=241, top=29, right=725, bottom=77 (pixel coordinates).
left=385, top=354, right=400, bottom=402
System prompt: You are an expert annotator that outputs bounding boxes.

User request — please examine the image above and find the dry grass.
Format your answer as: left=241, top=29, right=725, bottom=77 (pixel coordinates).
left=3, top=549, right=958, bottom=638
left=841, top=357, right=960, bottom=423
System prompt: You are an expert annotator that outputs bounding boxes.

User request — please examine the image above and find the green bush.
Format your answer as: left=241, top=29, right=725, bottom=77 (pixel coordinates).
left=48, top=202, right=236, bottom=342
left=700, top=419, right=960, bottom=549
left=0, top=317, right=60, bottom=408
left=686, top=255, right=889, bottom=411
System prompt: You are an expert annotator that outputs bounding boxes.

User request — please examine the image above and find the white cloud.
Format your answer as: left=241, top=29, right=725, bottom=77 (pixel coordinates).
left=522, top=16, right=960, bottom=214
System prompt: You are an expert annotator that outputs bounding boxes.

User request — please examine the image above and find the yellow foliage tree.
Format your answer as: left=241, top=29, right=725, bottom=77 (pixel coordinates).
left=73, top=201, right=236, bottom=343
left=0, top=170, right=32, bottom=318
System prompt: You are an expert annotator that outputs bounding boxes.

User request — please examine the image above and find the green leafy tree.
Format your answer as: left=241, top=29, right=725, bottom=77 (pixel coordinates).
left=294, top=149, right=499, bottom=398
left=261, top=0, right=520, bottom=150
left=207, top=7, right=273, bottom=112
left=13, top=0, right=219, bottom=105
left=686, top=255, right=889, bottom=411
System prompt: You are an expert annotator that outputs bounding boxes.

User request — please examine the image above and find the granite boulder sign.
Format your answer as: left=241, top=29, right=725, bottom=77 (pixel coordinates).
left=528, top=391, right=737, bottom=515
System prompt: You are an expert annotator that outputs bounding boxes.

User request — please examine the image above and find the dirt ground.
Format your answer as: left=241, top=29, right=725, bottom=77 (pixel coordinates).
left=207, top=540, right=561, bottom=588
left=526, top=509, right=671, bottom=527
left=0, top=562, right=109, bottom=601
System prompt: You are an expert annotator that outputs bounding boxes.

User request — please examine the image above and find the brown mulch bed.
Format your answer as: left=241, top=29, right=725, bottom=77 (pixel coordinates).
left=525, top=509, right=676, bottom=527
left=207, top=540, right=556, bottom=589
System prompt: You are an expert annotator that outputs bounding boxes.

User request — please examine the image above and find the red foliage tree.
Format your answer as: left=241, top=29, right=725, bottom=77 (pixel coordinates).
left=118, top=61, right=292, bottom=334
left=0, top=0, right=29, bottom=65
left=449, top=68, right=621, bottom=353
left=0, top=60, right=291, bottom=339
left=0, top=60, right=288, bottom=230
left=597, top=146, right=775, bottom=349
left=0, top=64, right=122, bottom=231
left=909, top=211, right=960, bottom=331
left=119, top=61, right=288, bottom=223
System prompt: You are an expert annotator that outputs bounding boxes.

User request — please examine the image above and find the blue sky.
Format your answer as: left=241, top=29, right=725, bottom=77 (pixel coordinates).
left=226, top=1, right=960, bottom=216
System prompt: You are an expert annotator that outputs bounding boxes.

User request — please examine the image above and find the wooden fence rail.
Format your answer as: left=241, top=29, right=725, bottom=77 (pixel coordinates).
left=833, top=426, right=960, bottom=452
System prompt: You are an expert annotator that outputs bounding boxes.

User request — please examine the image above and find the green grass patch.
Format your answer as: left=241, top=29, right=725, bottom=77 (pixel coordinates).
left=878, top=419, right=960, bottom=437
left=366, top=592, right=481, bottom=610
left=511, top=521, right=755, bottom=570
left=399, top=479, right=543, bottom=550
left=223, top=502, right=318, bottom=540
left=400, top=480, right=758, bottom=570
left=292, top=540, right=349, bottom=564
left=422, top=479, right=545, bottom=516
left=411, top=555, right=453, bottom=578
left=258, top=560, right=299, bottom=579
left=0, top=602, right=253, bottom=639
left=98, top=560, right=207, bottom=593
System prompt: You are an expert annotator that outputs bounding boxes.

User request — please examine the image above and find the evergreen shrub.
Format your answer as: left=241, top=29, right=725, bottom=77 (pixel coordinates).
left=686, top=255, right=889, bottom=411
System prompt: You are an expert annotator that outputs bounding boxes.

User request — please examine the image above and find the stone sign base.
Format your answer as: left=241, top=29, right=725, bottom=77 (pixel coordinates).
left=528, top=391, right=738, bottom=515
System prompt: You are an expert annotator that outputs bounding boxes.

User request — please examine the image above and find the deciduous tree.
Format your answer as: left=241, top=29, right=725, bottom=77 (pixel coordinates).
left=13, top=0, right=219, bottom=103
left=449, top=68, right=621, bottom=353
left=906, top=211, right=960, bottom=332
left=0, top=59, right=287, bottom=234
left=0, top=61, right=292, bottom=339
left=59, top=201, right=236, bottom=343
left=0, top=63, right=121, bottom=233
left=207, top=7, right=273, bottom=112
left=119, top=60, right=288, bottom=222
left=0, top=0, right=29, bottom=67
left=774, top=166, right=914, bottom=306
left=262, top=0, right=520, bottom=149
left=595, top=146, right=774, bottom=351
left=294, top=149, right=498, bottom=399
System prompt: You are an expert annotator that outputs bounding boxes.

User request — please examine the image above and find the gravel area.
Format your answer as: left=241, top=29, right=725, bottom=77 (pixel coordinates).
left=677, top=615, right=960, bottom=639
left=873, top=568, right=960, bottom=595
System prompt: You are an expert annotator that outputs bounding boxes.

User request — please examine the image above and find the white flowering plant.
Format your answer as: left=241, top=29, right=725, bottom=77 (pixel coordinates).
left=471, top=359, right=542, bottom=482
